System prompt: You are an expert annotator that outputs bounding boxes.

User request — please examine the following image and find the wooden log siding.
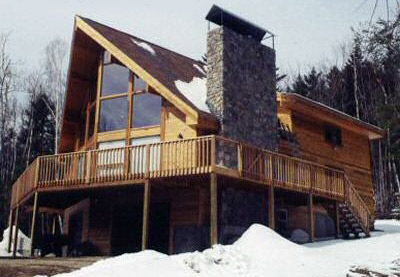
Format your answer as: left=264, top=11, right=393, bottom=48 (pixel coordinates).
left=10, top=135, right=371, bottom=231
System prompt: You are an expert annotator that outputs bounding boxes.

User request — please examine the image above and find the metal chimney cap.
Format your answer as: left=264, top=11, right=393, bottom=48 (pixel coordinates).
left=205, top=5, right=273, bottom=42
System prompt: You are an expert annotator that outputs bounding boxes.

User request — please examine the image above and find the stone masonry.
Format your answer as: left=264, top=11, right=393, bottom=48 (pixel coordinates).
left=207, top=26, right=278, bottom=151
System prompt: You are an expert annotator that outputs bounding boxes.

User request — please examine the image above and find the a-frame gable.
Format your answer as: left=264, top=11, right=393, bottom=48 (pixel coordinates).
left=75, top=16, right=209, bottom=125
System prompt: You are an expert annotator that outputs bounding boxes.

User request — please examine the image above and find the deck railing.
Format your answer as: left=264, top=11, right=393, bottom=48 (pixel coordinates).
left=10, top=135, right=371, bottom=230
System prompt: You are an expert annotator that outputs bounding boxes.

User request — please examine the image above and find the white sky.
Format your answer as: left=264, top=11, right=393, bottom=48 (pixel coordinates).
left=0, top=0, right=397, bottom=75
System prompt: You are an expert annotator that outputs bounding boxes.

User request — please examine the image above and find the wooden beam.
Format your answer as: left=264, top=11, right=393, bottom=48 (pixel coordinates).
left=268, top=185, right=275, bottom=230
left=30, top=192, right=39, bottom=256
left=210, top=173, right=218, bottom=245
left=308, top=194, right=314, bottom=242
left=335, top=201, right=341, bottom=238
left=12, top=205, right=20, bottom=257
left=141, top=180, right=151, bottom=250
left=7, top=209, right=14, bottom=253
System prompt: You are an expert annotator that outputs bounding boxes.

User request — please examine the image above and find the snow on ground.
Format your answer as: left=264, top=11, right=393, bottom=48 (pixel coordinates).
left=0, top=227, right=31, bottom=257
left=41, top=220, right=400, bottom=277
left=130, top=38, right=156, bottom=56
left=174, top=77, right=210, bottom=113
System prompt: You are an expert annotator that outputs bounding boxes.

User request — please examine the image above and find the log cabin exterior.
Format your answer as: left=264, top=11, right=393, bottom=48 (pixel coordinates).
left=8, top=6, right=384, bottom=257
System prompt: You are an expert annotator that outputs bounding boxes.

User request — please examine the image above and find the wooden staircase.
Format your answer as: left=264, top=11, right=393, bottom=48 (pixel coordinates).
left=338, top=202, right=370, bottom=239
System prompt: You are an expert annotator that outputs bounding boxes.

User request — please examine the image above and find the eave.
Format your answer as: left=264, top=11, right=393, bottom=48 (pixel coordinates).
left=278, top=92, right=385, bottom=140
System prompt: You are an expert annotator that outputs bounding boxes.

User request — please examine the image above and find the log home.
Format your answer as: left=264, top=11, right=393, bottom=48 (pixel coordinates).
left=8, top=5, right=384, bottom=256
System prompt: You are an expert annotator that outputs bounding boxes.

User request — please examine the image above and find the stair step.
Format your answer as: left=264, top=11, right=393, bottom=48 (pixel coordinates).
left=338, top=202, right=368, bottom=240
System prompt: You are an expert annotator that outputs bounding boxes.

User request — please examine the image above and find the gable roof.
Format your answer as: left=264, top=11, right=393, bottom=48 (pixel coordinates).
left=76, top=16, right=214, bottom=122
left=278, top=92, right=384, bottom=140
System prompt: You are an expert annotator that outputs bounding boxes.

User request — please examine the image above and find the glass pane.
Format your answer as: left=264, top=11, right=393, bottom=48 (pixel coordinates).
left=131, top=135, right=160, bottom=146
left=103, top=51, right=111, bottom=64
left=98, top=140, right=126, bottom=149
left=99, top=97, right=128, bottom=132
left=134, top=74, right=147, bottom=93
left=101, top=63, right=130, bottom=96
left=130, top=136, right=161, bottom=174
left=132, top=93, right=162, bottom=128
left=88, top=105, right=96, bottom=138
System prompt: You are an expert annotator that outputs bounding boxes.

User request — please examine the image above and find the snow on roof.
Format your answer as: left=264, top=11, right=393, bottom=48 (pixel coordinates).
left=46, top=220, right=400, bottom=277
left=174, top=77, right=210, bottom=113
left=130, top=38, right=156, bottom=56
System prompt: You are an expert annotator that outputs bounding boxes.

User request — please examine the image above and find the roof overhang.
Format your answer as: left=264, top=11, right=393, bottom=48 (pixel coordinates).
left=278, top=92, right=385, bottom=140
left=60, top=16, right=219, bottom=152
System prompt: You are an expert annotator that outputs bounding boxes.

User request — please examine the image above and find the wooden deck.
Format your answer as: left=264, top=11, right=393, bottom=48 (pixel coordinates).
left=10, top=135, right=371, bottom=233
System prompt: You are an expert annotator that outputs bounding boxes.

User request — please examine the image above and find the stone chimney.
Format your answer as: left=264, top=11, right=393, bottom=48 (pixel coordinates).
left=206, top=6, right=278, bottom=151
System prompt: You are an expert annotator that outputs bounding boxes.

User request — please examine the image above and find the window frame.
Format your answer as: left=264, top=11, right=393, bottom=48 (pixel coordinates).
left=87, top=50, right=164, bottom=150
left=131, top=90, right=162, bottom=129
left=324, top=124, right=342, bottom=147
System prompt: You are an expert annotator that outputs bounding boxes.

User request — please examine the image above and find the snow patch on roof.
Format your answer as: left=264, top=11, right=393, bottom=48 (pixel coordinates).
left=193, top=64, right=206, bottom=76
left=174, top=77, right=210, bottom=113
left=130, top=38, right=156, bottom=56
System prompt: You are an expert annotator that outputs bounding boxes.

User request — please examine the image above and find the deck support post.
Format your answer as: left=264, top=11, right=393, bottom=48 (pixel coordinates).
left=141, top=179, right=151, bottom=250
left=210, top=173, right=218, bottom=246
left=12, top=205, right=20, bottom=257
left=335, top=201, right=341, bottom=238
left=30, top=192, right=39, bottom=256
left=268, top=185, right=275, bottom=230
left=7, top=209, right=14, bottom=253
left=308, top=193, right=314, bottom=242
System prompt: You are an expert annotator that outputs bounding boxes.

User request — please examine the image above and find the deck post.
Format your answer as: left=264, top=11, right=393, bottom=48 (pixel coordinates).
left=210, top=173, right=218, bottom=246
left=141, top=179, right=151, bottom=250
left=12, top=205, right=20, bottom=257
left=30, top=192, right=39, bottom=256
left=335, top=201, right=341, bottom=238
left=308, top=193, right=314, bottom=242
left=268, top=185, right=275, bottom=230
left=7, top=208, right=14, bottom=253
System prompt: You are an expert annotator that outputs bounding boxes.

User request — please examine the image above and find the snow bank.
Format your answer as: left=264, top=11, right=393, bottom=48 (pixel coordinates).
left=0, top=226, right=31, bottom=257
left=174, top=77, right=209, bottom=113
left=131, top=38, right=156, bottom=56
left=43, top=220, right=400, bottom=277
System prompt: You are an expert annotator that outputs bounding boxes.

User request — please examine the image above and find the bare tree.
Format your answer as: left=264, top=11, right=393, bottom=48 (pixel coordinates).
left=0, top=33, right=18, bottom=230
left=42, top=38, right=68, bottom=154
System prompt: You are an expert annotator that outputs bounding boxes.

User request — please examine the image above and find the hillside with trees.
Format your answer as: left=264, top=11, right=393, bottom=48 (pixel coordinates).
left=284, top=10, right=400, bottom=216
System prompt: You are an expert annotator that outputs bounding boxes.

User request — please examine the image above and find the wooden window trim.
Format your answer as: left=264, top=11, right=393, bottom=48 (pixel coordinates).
left=100, top=92, right=129, bottom=101
left=92, top=51, right=163, bottom=148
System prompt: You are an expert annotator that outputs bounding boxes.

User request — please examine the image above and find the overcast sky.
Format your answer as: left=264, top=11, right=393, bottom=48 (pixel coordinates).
left=0, top=0, right=397, bottom=74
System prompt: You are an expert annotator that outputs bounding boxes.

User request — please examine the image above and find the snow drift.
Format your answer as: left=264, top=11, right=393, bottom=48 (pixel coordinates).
left=0, top=226, right=31, bottom=257
left=32, top=220, right=400, bottom=277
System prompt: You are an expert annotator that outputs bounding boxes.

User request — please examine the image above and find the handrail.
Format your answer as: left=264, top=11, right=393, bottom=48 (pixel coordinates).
left=10, top=135, right=371, bottom=232
left=214, top=135, right=370, bottom=231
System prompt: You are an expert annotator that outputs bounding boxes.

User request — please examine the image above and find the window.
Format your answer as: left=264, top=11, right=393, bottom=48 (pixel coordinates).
left=324, top=125, right=342, bottom=146
left=131, top=135, right=160, bottom=146
left=99, top=51, right=130, bottom=132
left=132, top=93, right=162, bottom=128
left=101, top=63, right=130, bottom=96
left=97, top=51, right=162, bottom=137
left=88, top=106, right=96, bottom=138
left=99, top=97, right=129, bottom=132
left=134, top=74, right=147, bottom=93
left=130, top=136, right=161, bottom=173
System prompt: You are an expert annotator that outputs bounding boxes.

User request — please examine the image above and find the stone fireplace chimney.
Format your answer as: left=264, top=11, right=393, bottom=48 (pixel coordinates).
left=206, top=5, right=278, bottom=151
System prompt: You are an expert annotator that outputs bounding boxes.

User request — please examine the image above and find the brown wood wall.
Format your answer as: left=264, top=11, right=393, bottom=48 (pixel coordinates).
left=278, top=110, right=375, bottom=213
